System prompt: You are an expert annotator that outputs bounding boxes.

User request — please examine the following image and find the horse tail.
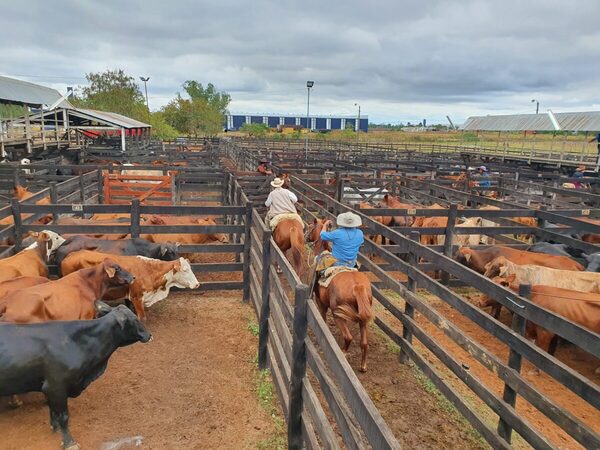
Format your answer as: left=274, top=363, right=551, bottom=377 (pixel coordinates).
left=289, top=225, right=305, bottom=276
left=353, top=284, right=373, bottom=323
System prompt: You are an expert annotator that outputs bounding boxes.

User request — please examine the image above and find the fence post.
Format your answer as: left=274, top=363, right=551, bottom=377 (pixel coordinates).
left=49, top=182, right=58, bottom=222
left=497, top=283, right=529, bottom=443
left=97, top=169, right=104, bottom=204
left=288, top=283, right=309, bottom=450
left=441, top=203, right=459, bottom=285
left=258, top=227, right=272, bottom=369
left=242, top=202, right=253, bottom=302
left=78, top=174, right=86, bottom=204
left=130, top=199, right=141, bottom=238
left=11, top=199, right=23, bottom=252
left=400, top=230, right=420, bottom=364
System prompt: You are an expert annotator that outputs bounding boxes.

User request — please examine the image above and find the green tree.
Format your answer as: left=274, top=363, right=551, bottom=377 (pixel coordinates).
left=162, top=80, right=230, bottom=136
left=241, top=123, right=269, bottom=137
left=147, top=111, right=179, bottom=140
left=73, top=69, right=147, bottom=120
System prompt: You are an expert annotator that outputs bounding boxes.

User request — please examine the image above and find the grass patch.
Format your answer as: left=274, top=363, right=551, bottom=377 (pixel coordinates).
left=253, top=360, right=286, bottom=449
left=412, top=365, right=488, bottom=448
left=248, top=318, right=259, bottom=337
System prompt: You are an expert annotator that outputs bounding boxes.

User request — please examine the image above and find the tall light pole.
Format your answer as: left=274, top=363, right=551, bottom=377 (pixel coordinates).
left=354, top=102, right=361, bottom=145
left=531, top=99, right=539, bottom=114
left=305, top=81, right=314, bottom=159
left=140, top=77, right=150, bottom=112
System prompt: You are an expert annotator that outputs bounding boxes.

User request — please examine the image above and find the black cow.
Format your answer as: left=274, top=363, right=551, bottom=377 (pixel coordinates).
left=0, top=303, right=151, bottom=450
left=528, top=242, right=587, bottom=266
left=54, top=236, right=179, bottom=268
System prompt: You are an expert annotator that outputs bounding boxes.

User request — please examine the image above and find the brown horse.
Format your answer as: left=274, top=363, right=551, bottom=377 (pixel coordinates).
left=307, top=218, right=374, bottom=372
left=273, top=217, right=307, bottom=279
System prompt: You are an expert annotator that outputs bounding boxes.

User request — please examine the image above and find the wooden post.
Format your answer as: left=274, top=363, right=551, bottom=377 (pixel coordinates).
left=78, top=174, right=86, bottom=204
left=257, top=227, right=272, bottom=369
left=242, top=202, right=253, bottom=302
left=288, top=283, right=310, bottom=450
left=400, top=231, right=420, bottom=364
left=11, top=199, right=23, bottom=252
left=171, top=173, right=177, bottom=205
left=497, top=283, right=529, bottom=443
left=50, top=182, right=58, bottom=222
left=130, top=199, right=141, bottom=238
left=97, top=169, right=104, bottom=204
left=103, top=172, right=111, bottom=205
left=441, top=203, right=459, bottom=285
left=40, top=106, right=46, bottom=150
left=25, top=106, right=32, bottom=154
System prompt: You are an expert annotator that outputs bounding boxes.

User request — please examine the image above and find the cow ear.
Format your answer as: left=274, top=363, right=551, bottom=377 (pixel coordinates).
left=499, top=264, right=507, bottom=277
left=464, top=252, right=472, bottom=263
left=161, top=246, right=167, bottom=256
left=105, top=265, right=116, bottom=278
left=175, top=242, right=181, bottom=248
left=40, top=231, right=50, bottom=241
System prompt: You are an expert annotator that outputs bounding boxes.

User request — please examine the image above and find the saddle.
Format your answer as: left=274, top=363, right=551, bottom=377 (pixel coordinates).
left=269, top=213, right=304, bottom=231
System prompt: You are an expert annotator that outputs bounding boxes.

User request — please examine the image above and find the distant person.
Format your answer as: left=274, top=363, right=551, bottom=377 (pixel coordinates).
left=257, top=159, right=273, bottom=176
left=589, top=133, right=600, bottom=166
left=477, top=166, right=491, bottom=187
left=572, top=165, right=585, bottom=189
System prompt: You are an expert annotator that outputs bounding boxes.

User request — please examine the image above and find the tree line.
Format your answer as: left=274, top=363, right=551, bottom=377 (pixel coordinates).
left=72, top=69, right=230, bottom=140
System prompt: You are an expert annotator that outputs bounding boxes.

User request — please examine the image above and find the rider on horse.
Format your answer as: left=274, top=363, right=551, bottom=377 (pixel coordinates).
left=319, top=212, right=364, bottom=269
left=265, top=177, right=298, bottom=225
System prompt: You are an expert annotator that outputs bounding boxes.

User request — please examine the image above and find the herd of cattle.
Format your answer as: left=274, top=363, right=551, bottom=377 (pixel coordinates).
left=0, top=205, right=228, bottom=449
left=358, top=194, right=600, bottom=362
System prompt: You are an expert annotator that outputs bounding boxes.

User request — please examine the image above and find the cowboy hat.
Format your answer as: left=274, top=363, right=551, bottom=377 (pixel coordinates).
left=478, top=165, right=488, bottom=172
left=336, top=212, right=362, bottom=228
left=270, top=178, right=284, bottom=188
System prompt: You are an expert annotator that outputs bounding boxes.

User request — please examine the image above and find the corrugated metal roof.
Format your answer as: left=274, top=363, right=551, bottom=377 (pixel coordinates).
left=462, top=111, right=600, bottom=132
left=74, top=108, right=150, bottom=129
left=0, top=75, right=71, bottom=107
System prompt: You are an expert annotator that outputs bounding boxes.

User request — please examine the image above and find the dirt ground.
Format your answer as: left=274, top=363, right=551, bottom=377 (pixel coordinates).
left=0, top=291, right=280, bottom=450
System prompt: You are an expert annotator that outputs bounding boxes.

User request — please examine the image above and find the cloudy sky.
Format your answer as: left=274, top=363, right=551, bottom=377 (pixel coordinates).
left=2, top=0, right=600, bottom=124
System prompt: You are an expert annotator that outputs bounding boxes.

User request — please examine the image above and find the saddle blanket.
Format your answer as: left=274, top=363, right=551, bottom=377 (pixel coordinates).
left=318, top=266, right=358, bottom=288
left=269, top=213, right=304, bottom=231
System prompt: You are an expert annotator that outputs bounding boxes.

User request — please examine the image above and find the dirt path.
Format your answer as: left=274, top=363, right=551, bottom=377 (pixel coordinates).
left=1, top=292, right=280, bottom=450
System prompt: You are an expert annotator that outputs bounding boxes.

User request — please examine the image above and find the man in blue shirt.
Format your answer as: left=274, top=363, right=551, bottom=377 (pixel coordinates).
left=477, top=166, right=491, bottom=188
left=319, top=212, right=364, bottom=268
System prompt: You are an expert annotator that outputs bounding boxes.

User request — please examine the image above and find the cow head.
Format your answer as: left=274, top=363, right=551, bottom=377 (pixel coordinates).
left=109, top=305, right=152, bottom=345
left=455, top=247, right=472, bottom=266
left=159, top=243, right=179, bottom=261
left=483, top=257, right=510, bottom=278
left=102, top=259, right=135, bottom=287
left=39, top=230, right=66, bottom=256
left=169, top=258, right=200, bottom=289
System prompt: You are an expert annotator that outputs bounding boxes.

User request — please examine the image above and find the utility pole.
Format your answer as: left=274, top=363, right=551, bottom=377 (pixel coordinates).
left=140, top=77, right=150, bottom=112
left=305, top=81, right=314, bottom=160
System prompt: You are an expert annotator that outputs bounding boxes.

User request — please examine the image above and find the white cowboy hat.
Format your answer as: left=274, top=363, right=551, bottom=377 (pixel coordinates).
left=478, top=165, right=488, bottom=171
left=271, top=178, right=284, bottom=188
left=337, top=211, right=362, bottom=228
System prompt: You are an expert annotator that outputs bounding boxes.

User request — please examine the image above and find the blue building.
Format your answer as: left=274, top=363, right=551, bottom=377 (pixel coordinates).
left=225, top=113, right=368, bottom=132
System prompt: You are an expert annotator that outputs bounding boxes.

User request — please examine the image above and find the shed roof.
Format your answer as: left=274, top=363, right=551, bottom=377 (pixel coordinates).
left=73, top=108, right=150, bottom=129
left=462, top=111, right=600, bottom=132
left=0, top=75, right=71, bottom=108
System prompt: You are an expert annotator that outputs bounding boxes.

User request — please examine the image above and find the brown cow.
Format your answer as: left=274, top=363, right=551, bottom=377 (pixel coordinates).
left=143, top=215, right=229, bottom=244
left=455, top=246, right=584, bottom=274
left=0, top=231, right=64, bottom=282
left=55, top=217, right=130, bottom=240
left=0, top=259, right=133, bottom=323
left=358, top=202, right=392, bottom=246
left=379, top=194, right=419, bottom=226
left=61, top=251, right=199, bottom=321
left=0, top=276, right=49, bottom=298
left=506, top=284, right=600, bottom=354
left=412, top=204, right=448, bottom=246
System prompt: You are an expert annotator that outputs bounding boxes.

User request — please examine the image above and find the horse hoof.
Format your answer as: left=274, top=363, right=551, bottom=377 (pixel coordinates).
left=359, top=366, right=368, bottom=373
left=63, top=442, right=80, bottom=450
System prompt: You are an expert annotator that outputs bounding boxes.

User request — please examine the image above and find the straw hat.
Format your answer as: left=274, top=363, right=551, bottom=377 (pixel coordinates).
left=336, top=212, right=362, bottom=228
left=271, top=178, right=284, bottom=188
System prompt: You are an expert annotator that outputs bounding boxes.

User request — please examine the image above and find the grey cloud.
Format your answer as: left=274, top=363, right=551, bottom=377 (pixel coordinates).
left=2, top=0, right=600, bottom=123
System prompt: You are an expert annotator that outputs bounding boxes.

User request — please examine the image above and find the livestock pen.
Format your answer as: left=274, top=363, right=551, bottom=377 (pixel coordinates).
left=223, top=138, right=600, bottom=449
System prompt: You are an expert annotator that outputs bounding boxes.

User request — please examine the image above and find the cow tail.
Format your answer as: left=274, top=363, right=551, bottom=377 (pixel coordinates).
left=289, top=226, right=305, bottom=277
left=353, top=284, right=373, bottom=323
